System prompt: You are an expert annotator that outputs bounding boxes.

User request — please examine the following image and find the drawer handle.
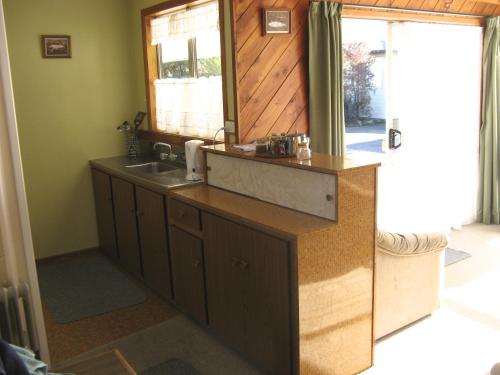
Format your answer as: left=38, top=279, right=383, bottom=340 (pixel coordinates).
left=176, top=209, right=186, bottom=219
left=230, top=257, right=238, bottom=267
left=193, top=260, right=201, bottom=268
left=239, top=260, right=249, bottom=270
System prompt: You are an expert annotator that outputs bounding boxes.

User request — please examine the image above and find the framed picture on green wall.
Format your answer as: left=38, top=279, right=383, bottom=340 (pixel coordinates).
left=41, top=35, right=71, bottom=58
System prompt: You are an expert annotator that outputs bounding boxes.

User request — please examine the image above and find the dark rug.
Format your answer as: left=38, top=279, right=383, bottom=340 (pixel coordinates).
left=445, top=248, right=471, bottom=267
left=38, top=251, right=147, bottom=323
left=141, top=359, right=202, bottom=375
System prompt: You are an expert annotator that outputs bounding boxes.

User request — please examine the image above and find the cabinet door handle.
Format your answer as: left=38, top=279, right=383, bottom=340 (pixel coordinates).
left=239, top=260, right=249, bottom=270
left=230, top=257, right=238, bottom=267
left=136, top=210, right=143, bottom=217
left=176, top=210, right=186, bottom=219
left=193, top=260, right=201, bottom=268
left=326, top=194, right=334, bottom=202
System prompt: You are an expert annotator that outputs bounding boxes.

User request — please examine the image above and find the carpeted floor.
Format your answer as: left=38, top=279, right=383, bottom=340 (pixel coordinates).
left=39, top=250, right=178, bottom=366
left=142, top=358, right=202, bottom=375
left=362, top=223, right=500, bottom=375
left=38, top=250, right=147, bottom=323
left=55, top=315, right=263, bottom=375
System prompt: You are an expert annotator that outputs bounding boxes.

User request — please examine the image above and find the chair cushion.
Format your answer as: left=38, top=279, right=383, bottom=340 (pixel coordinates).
left=377, top=229, right=448, bottom=256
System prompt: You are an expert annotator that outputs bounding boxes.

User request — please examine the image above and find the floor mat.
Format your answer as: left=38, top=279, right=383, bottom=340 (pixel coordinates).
left=56, top=315, right=262, bottom=375
left=445, top=248, right=471, bottom=267
left=142, top=358, right=202, bottom=375
left=38, top=251, right=147, bottom=323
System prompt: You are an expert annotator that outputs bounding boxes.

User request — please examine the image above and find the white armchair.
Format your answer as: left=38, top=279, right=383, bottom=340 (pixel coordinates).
left=375, top=230, right=448, bottom=339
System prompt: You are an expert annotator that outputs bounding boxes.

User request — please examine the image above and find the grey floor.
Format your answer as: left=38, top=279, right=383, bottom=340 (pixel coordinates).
left=56, top=315, right=263, bottom=375
left=56, top=224, right=499, bottom=375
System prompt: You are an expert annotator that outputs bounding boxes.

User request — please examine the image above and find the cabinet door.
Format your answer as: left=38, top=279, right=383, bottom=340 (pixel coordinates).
left=111, top=177, right=142, bottom=277
left=91, top=169, right=117, bottom=260
left=169, top=226, right=207, bottom=323
left=136, top=186, right=172, bottom=299
left=203, top=212, right=292, bottom=374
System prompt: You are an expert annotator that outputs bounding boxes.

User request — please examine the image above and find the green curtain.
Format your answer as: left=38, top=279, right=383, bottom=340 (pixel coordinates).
left=308, top=1, right=345, bottom=156
left=479, top=17, right=500, bottom=224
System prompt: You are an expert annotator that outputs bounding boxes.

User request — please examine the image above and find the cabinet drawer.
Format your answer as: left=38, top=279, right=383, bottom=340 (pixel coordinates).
left=169, top=199, right=201, bottom=231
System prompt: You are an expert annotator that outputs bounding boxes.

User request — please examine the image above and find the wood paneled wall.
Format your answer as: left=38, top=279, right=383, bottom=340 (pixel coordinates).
left=233, top=0, right=309, bottom=143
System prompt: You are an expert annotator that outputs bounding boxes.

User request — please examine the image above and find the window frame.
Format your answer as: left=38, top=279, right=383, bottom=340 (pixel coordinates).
left=141, top=0, right=227, bottom=143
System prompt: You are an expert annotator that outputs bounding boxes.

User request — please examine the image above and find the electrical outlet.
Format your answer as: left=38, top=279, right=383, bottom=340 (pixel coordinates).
left=224, top=120, right=235, bottom=133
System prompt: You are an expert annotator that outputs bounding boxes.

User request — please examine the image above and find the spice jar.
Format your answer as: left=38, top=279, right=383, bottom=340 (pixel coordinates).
left=297, top=137, right=311, bottom=161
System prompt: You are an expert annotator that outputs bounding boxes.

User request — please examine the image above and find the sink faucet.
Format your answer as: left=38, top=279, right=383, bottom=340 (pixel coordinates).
left=153, top=142, right=172, bottom=160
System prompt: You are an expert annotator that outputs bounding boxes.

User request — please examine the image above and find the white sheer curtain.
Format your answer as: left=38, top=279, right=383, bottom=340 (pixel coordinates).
left=155, top=76, right=223, bottom=138
left=150, top=1, right=223, bottom=139
left=377, top=22, right=482, bottom=233
left=150, top=2, right=219, bottom=45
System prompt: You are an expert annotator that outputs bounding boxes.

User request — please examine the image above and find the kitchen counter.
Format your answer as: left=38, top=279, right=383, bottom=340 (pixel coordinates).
left=89, top=155, right=200, bottom=193
left=202, top=144, right=381, bottom=175
left=170, top=184, right=335, bottom=240
left=168, top=157, right=378, bottom=374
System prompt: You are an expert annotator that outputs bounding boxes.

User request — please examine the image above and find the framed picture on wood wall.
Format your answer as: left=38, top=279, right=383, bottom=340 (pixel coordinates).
left=262, top=9, right=291, bottom=35
left=41, top=35, right=71, bottom=58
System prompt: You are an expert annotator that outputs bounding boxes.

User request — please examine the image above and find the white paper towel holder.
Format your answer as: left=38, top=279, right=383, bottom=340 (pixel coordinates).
left=185, top=140, right=205, bottom=181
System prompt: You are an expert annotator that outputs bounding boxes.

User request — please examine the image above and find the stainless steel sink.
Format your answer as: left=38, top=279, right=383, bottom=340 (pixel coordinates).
left=125, top=161, right=178, bottom=174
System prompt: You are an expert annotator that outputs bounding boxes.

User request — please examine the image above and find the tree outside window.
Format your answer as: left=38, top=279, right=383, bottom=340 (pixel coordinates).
left=343, top=42, right=376, bottom=126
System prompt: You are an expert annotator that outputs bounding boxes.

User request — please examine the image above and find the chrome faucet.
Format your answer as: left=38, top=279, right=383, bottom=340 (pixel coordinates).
left=153, top=142, right=172, bottom=160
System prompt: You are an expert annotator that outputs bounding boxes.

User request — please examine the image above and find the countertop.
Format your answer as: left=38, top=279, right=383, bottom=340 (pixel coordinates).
left=170, top=184, right=335, bottom=239
left=90, top=155, right=201, bottom=194
left=202, top=144, right=381, bottom=175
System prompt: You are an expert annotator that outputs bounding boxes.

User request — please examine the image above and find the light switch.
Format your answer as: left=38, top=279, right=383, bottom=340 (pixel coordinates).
left=224, top=120, right=235, bottom=133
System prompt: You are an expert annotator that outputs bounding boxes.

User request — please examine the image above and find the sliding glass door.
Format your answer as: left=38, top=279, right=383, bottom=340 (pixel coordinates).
left=342, top=19, right=482, bottom=231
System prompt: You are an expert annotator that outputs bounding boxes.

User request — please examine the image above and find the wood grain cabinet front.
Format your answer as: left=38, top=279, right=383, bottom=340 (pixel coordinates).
left=111, top=177, right=142, bottom=277
left=136, top=186, right=172, bottom=299
left=91, top=169, right=118, bottom=260
left=169, top=226, right=207, bottom=323
left=203, top=212, right=293, bottom=375
left=169, top=199, right=201, bottom=231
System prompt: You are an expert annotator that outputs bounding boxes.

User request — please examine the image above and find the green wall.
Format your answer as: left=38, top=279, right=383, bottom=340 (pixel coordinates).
left=3, top=0, right=137, bottom=259
left=3, top=0, right=235, bottom=259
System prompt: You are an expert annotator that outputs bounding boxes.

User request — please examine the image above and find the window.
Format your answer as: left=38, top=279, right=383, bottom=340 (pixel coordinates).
left=143, top=0, right=224, bottom=140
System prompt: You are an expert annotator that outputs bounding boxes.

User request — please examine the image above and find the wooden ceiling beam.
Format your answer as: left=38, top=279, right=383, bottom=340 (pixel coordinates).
left=469, top=0, right=500, bottom=6
left=342, top=5, right=485, bottom=25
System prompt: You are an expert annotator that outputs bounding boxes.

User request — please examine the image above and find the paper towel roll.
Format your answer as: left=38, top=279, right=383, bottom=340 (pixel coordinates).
left=185, top=140, right=205, bottom=181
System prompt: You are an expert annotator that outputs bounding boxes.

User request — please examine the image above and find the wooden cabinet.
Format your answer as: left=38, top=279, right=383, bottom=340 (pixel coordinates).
left=91, top=169, right=118, bottom=260
left=136, top=186, right=172, bottom=299
left=92, top=170, right=173, bottom=298
left=169, top=199, right=201, bottom=231
left=203, top=212, right=292, bottom=375
left=169, top=226, right=206, bottom=323
left=111, top=177, right=142, bottom=277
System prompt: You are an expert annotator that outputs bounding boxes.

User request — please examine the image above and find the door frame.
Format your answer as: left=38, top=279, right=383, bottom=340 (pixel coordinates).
left=0, top=0, right=50, bottom=363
